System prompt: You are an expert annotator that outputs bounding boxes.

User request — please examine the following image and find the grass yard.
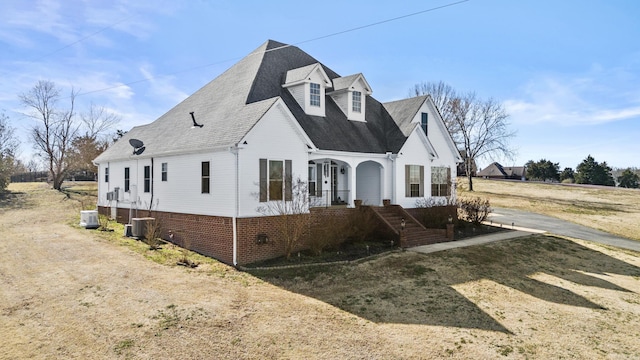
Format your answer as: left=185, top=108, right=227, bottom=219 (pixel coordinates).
left=1, top=182, right=639, bottom=359
left=460, top=178, right=640, bottom=241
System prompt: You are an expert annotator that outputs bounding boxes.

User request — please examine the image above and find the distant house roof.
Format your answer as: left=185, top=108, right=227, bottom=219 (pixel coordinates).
left=478, top=162, right=526, bottom=179
left=95, top=40, right=409, bottom=163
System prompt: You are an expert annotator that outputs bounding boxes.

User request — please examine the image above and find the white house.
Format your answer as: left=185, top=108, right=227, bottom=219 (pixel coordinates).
left=94, top=40, right=462, bottom=265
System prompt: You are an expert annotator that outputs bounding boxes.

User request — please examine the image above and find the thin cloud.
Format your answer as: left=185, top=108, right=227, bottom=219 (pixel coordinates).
left=505, top=67, right=640, bottom=126
left=139, top=65, right=189, bottom=105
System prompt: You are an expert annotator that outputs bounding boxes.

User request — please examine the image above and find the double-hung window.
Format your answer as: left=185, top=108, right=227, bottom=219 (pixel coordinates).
left=308, top=164, right=317, bottom=197
left=161, top=162, right=168, bottom=181
left=431, top=167, right=451, bottom=197
left=352, top=91, right=362, bottom=113
left=124, top=167, right=130, bottom=192
left=309, top=83, right=321, bottom=107
left=405, top=165, right=424, bottom=197
left=104, top=167, right=109, bottom=182
left=201, top=161, right=210, bottom=194
left=143, top=166, right=151, bottom=193
left=259, top=159, right=292, bottom=202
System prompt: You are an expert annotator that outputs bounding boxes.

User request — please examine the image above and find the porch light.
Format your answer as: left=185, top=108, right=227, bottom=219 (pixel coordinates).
left=340, top=166, right=345, bottom=174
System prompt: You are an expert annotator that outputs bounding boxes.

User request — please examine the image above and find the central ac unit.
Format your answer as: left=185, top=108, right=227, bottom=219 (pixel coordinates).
left=131, top=217, right=155, bottom=238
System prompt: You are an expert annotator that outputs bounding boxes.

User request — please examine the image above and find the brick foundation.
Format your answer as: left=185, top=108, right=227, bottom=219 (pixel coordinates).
left=98, top=206, right=354, bottom=266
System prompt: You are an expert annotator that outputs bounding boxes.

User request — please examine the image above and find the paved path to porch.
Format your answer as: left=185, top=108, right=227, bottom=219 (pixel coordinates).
left=409, top=230, right=532, bottom=254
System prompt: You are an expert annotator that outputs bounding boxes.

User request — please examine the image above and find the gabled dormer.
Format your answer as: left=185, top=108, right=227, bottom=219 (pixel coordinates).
left=328, top=73, right=372, bottom=122
left=282, top=63, right=332, bottom=117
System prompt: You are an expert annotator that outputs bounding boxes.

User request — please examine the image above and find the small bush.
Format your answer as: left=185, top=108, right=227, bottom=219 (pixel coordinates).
left=458, top=197, right=491, bottom=224
left=98, top=214, right=112, bottom=231
left=414, top=198, right=457, bottom=228
left=144, top=218, right=162, bottom=250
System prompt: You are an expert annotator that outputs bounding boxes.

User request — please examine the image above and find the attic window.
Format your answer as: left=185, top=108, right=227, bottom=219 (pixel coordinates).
left=310, top=83, right=321, bottom=107
left=352, top=91, right=362, bottom=113
left=421, top=112, right=428, bottom=135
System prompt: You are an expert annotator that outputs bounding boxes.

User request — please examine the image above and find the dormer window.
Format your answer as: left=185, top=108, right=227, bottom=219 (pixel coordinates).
left=329, top=73, right=372, bottom=122
left=310, top=83, right=321, bottom=107
left=283, top=63, right=331, bottom=117
left=352, top=91, right=362, bottom=113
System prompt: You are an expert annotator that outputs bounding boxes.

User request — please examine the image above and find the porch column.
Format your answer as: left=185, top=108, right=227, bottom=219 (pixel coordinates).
left=349, top=161, right=357, bottom=207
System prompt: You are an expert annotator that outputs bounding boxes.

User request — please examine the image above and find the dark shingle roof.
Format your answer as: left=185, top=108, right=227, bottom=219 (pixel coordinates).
left=247, top=40, right=407, bottom=154
left=95, top=40, right=409, bottom=162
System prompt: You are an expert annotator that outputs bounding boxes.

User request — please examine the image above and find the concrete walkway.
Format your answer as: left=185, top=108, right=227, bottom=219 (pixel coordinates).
left=410, top=230, right=532, bottom=254
left=410, top=207, right=640, bottom=255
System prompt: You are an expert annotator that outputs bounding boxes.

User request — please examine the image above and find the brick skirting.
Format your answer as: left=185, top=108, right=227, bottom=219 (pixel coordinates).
left=98, top=206, right=353, bottom=266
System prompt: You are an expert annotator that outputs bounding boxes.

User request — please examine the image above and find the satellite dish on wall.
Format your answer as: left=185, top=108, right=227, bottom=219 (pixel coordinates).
left=129, top=139, right=145, bottom=155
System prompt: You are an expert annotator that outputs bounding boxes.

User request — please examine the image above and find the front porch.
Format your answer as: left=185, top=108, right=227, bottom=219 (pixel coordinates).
left=308, top=158, right=386, bottom=208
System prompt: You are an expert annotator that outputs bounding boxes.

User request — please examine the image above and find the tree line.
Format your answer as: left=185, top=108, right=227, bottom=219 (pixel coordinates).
left=525, top=156, right=639, bottom=188
left=0, top=80, right=122, bottom=193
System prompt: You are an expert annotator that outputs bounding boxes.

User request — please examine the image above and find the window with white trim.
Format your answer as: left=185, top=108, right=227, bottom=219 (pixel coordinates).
left=310, top=82, right=321, bottom=107
left=259, top=159, right=292, bottom=202
left=352, top=91, right=362, bottom=113
left=201, top=161, right=210, bottom=194
left=144, top=166, right=150, bottom=193
left=431, top=167, right=451, bottom=196
left=405, top=165, right=424, bottom=197
left=104, top=167, right=109, bottom=182
left=161, top=162, right=168, bottom=181
left=421, top=112, right=428, bottom=135
left=124, top=167, right=130, bottom=192
left=308, top=164, right=317, bottom=197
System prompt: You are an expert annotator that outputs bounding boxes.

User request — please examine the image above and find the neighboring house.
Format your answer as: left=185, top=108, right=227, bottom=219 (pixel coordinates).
left=93, top=40, right=462, bottom=265
left=477, top=162, right=526, bottom=180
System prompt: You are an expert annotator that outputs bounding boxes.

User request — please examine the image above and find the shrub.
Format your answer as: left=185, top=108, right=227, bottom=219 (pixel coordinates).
left=414, top=197, right=458, bottom=228
left=458, top=197, right=491, bottom=224
left=307, top=215, right=348, bottom=256
left=98, top=214, right=112, bottom=232
left=144, top=218, right=162, bottom=250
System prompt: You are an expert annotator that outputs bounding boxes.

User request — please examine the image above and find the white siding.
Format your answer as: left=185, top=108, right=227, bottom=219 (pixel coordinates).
left=237, top=102, right=311, bottom=217
left=411, top=101, right=458, bottom=191
left=395, top=130, right=432, bottom=208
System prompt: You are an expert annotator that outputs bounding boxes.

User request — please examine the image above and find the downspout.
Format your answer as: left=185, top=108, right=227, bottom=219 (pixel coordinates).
left=231, top=145, right=240, bottom=267
left=150, top=157, right=154, bottom=215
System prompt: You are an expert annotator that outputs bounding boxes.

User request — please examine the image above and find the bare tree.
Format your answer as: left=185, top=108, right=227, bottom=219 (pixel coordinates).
left=410, top=82, right=516, bottom=191
left=410, top=80, right=460, bottom=136
left=81, top=103, right=120, bottom=139
left=452, top=93, right=516, bottom=191
left=20, top=80, right=80, bottom=190
left=68, top=103, right=120, bottom=178
left=0, top=111, right=19, bottom=192
left=256, top=177, right=314, bottom=259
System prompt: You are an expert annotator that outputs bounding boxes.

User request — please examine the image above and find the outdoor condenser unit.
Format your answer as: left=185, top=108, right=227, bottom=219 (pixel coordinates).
left=131, top=217, right=154, bottom=238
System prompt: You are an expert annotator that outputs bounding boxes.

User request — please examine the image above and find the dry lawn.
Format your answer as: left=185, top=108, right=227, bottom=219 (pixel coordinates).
left=460, top=178, right=640, bottom=241
left=1, top=182, right=640, bottom=359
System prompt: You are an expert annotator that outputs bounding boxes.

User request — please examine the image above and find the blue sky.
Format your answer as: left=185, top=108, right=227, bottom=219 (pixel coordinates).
left=1, top=0, right=639, bottom=170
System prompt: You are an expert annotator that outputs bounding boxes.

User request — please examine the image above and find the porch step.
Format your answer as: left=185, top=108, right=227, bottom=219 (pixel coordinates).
left=371, top=205, right=448, bottom=247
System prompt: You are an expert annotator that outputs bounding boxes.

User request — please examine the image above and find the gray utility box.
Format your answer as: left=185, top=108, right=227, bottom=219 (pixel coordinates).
left=131, top=217, right=155, bottom=238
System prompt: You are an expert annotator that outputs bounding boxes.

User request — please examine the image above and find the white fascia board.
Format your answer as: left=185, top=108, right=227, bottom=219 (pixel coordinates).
left=310, top=149, right=393, bottom=160
left=240, top=97, right=317, bottom=151
left=353, top=74, right=373, bottom=95
left=97, top=145, right=233, bottom=163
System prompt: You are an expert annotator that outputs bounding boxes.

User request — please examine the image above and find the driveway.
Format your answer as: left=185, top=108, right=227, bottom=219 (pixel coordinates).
left=489, top=207, right=640, bottom=252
